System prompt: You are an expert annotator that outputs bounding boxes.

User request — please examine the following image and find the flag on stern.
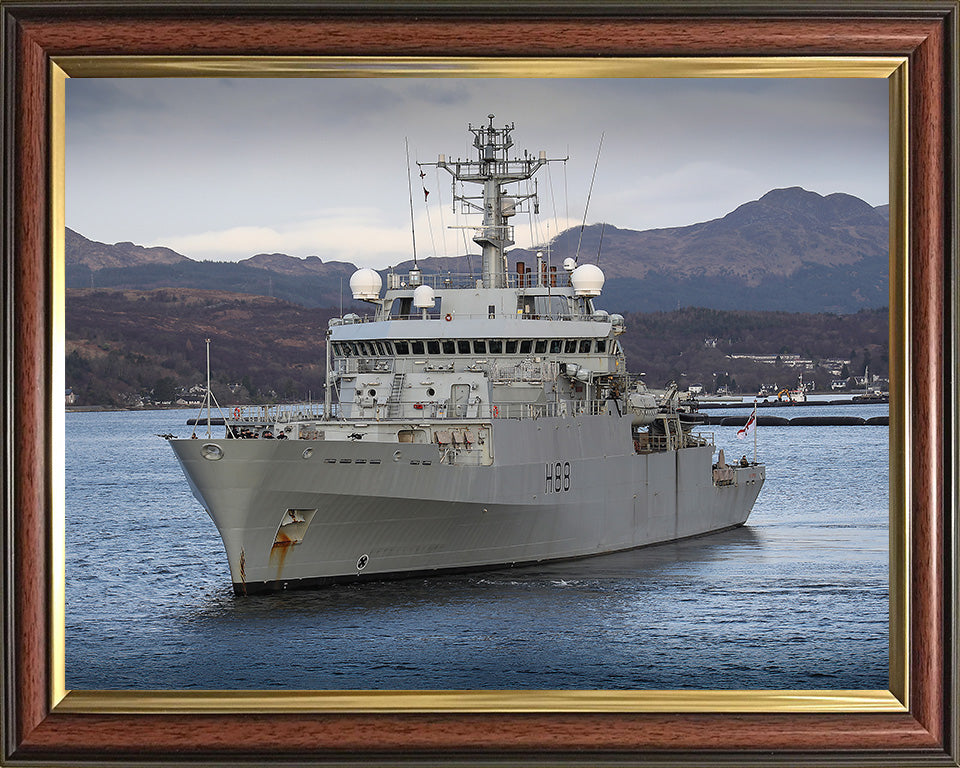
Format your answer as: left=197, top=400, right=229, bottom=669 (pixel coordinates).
left=737, top=403, right=757, bottom=440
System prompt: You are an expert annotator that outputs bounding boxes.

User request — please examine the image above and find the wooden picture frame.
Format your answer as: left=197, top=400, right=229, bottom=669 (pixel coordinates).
left=3, top=2, right=957, bottom=764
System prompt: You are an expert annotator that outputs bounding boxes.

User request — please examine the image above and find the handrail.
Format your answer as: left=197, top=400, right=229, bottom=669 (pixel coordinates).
left=333, top=311, right=611, bottom=325
left=386, top=271, right=573, bottom=291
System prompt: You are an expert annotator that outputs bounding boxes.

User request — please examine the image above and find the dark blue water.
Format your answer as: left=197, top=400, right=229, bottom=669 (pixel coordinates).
left=65, top=405, right=889, bottom=690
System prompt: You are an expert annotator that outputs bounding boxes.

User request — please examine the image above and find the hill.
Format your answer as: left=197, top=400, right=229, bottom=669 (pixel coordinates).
left=64, top=287, right=888, bottom=407
left=509, top=187, right=888, bottom=313
left=66, top=227, right=190, bottom=272
left=66, top=187, right=889, bottom=314
left=620, top=306, right=888, bottom=394
left=65, top=288, right=338, bottom=407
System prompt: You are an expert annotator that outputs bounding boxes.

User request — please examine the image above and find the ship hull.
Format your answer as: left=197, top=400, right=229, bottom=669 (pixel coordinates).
left=169, top=416, right=764, bottom=594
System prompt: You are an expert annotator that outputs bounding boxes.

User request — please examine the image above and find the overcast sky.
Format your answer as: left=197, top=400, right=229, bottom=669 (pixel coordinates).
left=66, top=77, right=888, bottom=269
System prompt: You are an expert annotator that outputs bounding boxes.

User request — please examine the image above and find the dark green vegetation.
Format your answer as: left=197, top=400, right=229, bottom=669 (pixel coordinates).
left=66, top=260, right=353, bottom=310
left=66, top=289, right=339, bottom=407
left=65, top=288, right=888, bottom=407
left=619, top=306, right=888, bottom=395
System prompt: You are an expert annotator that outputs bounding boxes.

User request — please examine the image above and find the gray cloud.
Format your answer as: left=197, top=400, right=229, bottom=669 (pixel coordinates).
left=66, top=77, right=888, bottom=267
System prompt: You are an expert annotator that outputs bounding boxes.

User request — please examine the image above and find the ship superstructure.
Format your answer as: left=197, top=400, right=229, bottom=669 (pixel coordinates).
left=168, top=117, right=765, bottom=595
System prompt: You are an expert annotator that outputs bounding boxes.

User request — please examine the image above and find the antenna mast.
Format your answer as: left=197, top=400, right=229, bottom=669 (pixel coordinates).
left=205, top=338, right=212, bottom=438
left=405, top=138, right=418, bottom=267
left=422, top=115, right=562, bottom=288
left=575, top=131, right=604, bottom=263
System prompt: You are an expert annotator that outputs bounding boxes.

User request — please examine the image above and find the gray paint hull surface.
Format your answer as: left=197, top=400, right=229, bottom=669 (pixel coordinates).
left=170, top=414, right=764, bottom=594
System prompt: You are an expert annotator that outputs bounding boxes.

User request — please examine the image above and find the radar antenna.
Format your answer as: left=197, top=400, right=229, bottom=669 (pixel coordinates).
left=420, top=115, right=564, bottom=288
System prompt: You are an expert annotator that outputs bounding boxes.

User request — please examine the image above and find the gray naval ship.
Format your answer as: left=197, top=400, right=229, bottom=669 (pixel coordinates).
left=169, top=116, right=765, bottom=595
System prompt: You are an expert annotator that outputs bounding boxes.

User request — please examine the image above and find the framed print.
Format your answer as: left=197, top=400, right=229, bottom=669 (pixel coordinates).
left=2, top=2, right=957, bottom=765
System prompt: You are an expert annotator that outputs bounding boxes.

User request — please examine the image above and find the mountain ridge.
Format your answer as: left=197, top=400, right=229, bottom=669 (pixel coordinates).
left=67, top=186, right=889, bottom=314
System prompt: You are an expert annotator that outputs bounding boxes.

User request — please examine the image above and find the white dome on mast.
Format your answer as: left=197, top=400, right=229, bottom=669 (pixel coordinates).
left=413, top=284, right=436, bottom=309
left=349, top=268, right=382, bottom=301
left=570, top=263, right=604, bottom=297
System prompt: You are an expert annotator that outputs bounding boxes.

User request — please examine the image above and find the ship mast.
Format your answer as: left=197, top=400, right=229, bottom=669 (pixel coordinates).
left=425, top=115, right=558, bottom=288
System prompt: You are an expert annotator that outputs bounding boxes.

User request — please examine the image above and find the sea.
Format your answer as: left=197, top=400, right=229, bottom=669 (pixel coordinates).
left=64, top=400, right=889, bottom=691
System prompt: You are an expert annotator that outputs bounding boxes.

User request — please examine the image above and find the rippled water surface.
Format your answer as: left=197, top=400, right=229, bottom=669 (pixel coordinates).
left=65, top=404, right=888, bottom=690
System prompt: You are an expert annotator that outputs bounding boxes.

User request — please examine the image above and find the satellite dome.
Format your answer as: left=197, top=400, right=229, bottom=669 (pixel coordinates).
left=413, top=284, right=436, bottom=309
left=562, top=257, right=577, bottom=272
left=349, top=268, right=382, bottom=301
left=570, top=263, right=604, bottom=297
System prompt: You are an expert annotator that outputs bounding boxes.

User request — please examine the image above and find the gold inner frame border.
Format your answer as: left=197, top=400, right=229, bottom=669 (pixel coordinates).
left=48, top=55, right=909, bottom=715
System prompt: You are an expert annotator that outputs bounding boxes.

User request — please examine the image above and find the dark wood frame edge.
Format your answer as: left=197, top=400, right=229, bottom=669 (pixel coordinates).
left=2, top=3, right=956, bottom=765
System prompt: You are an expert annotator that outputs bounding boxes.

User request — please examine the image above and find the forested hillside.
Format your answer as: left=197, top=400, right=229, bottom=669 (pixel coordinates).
left=65, top=288, right=889, bottom=408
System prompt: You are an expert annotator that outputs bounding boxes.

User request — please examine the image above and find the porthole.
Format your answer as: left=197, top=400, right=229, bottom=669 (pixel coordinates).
left=302, top=447, right=314, bottom=459
left=200, top=443, right=223, bottom=461
left=426, top=387, right=435, bottom=396
left=368, top=388, right=377, bottom=397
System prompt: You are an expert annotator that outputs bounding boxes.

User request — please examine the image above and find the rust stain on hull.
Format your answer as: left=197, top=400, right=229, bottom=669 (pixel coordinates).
left=270, top=532, right=295, bottom=577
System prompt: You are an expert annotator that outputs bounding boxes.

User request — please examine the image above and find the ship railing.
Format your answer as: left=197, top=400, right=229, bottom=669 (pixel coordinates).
left=335, top=310, right=611, bottom=324
left=633, top=429, right=714, bottom=454
left=385, top=271, right=576, bottom=291
left=332, top=398, right=631, bottom=423
left=486, top=399, right=621, bottom=420
left=686, top=431, right=715, bottom=448
left=229, top=403, right=328, bottom=424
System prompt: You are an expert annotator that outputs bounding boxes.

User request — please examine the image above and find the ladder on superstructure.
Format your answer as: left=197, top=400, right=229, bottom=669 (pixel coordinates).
left=387, top=373, right=405, bottom=418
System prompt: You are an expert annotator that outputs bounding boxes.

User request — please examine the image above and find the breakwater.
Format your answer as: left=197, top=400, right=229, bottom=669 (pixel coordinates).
left=697, top=397, right=887, bottom=410
left=704, top=414, right=888, bottom=426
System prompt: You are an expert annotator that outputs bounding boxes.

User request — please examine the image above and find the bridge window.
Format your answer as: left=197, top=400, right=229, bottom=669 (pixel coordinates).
left=411, top=341, right=425, bottom=355
left=550, top=339, right=563, bottom=354
left=519, top=339, right=533, bottom=354
left=395, top=341, right=409, bottom=355
left=579, top=339, right=592, bottom=353
left=505, top=340, right=518, bottom=354
left=427, top=340, right=440, bottom=355
left=473, top=340, right=487, bottom=354
left=564, top=339, right=578, bottom=353
left=596, top=339, right=607, bottom=353
left=442, top=340, right=455, bottom=354
left=535, top=340, right=547, bottom=354
left=457, top=340, right=471, bottom=354
left=488, top=339, right=503, bottom=354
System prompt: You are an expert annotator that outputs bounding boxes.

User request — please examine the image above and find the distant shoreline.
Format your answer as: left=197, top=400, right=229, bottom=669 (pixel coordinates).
left=66, top=405, right=195, bottom=414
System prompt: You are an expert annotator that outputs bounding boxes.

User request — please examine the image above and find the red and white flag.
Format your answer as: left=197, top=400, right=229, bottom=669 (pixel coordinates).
left=737, top=403, right=757, bottom=439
